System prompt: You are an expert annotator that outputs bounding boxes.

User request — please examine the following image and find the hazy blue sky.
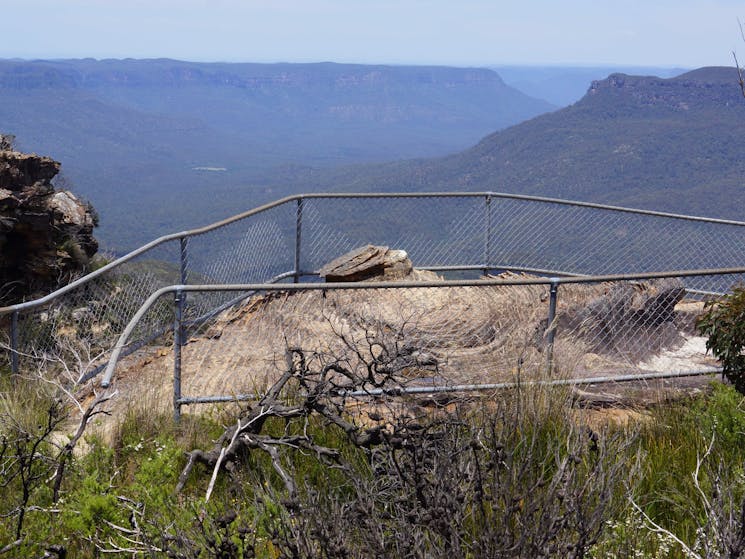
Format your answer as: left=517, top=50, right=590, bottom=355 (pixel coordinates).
left=3, top=0, right=743, bottom=68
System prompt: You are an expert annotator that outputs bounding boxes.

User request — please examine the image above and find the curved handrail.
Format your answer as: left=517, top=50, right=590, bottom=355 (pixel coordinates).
left=0, top=194, right=301, bottom=315
left=5, top=190, right=745, bottom=316
left=294, top=191, right=745, bottom=227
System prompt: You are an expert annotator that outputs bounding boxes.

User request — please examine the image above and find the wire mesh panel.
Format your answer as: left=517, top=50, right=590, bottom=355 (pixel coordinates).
left=151, top=273, right=730, bottom=408
left=10, top=240, right=181, bottom=379
left=487, top=196, right=745, bottom=276
left=172, top=282, right=552, bottom=405
left=182, top=201, right=298, bottom=320
left=549, top=273, right=740, bottom=377
left=157, top=272, right=739, bottom=407
left=186, top=202, right=297, bottom=284
left=5, top=192, right=745, bottom=389
left=300, top=195, right=488, bottom=274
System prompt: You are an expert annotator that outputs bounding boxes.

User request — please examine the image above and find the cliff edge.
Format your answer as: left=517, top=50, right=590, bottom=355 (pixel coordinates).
left=0, top=135, right=98, bottom=304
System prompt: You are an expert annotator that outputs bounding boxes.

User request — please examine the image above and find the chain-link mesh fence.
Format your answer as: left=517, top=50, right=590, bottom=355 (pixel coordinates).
left=300, top=196, right=489, bottom=274
left=106, top=270, right=737, bottom=418
left=297, top=194, right=745, bottom=281
left=3, top=240, right=181, bottom=379
left=174, top=282, right=550, bottom=404
left=4, top=192, right=745, bottom=387
left=549, top=274, right=734, bottom=377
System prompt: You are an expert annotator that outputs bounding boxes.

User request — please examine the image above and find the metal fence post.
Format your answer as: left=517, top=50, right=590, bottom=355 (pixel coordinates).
left=484, top=194, right=493, bottom=275
left=173, top=289, right=184, bottom=423
left=179, top=236, right=189, bottom=285
left=178, top=236, right=189, bottom=349
left=294, top=198, right=304, bottom=283
left=10, top=310, right=19, bottom=374
left=545, top=279, right=560, bottom=374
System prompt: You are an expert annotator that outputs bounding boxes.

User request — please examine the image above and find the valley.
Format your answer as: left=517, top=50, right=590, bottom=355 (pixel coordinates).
left=2, top=60, right=742, bottom=257
left=0, top=58, right=553, bottom=251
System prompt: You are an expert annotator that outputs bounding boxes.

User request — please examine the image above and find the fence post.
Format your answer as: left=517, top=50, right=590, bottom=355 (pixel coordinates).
left=545, top=279, right=560, bottom=374
left=294, top=198, right=304, bottom=283
left=173, top=289, right=184, bottom=423
left=10, top=310, right=19, bottom=374
left=484, top=194, right=492, bottom=276
left=179, top=236, right=189, bottom=285
left=179, top=236, right=189, bottom=349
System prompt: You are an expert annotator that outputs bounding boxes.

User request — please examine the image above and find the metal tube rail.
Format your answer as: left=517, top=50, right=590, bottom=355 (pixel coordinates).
left=174, top=367, right=721, bottom=405
left=0, top=194, right=300, bottom=315
left=291, top=264, right=589, bottom=279
left=100, top=264, right=745, bottom=388
left=340, top=367, right=722, bottom=397
left=173, top=289, right=184, bottom=423
left=545, top=279, right=560, bottom=372
left=5, top=190, right=745, bottom=316
left=267, top=192, right=745, bottom=227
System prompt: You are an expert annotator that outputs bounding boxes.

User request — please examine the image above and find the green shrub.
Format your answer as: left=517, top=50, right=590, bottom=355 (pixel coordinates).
left=698, top=287, right=745, bottom=394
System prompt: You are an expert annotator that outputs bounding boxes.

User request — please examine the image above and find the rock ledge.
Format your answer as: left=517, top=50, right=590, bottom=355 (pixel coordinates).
left=0, top=136, right=98, bottom=303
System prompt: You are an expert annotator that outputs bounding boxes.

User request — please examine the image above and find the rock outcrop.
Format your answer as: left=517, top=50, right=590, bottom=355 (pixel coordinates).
left=318, top=245, right=442, bottom=283
left=556, top=278, right=687, bottom=358
left=0, top=136, right=98, bottom=304
left=320, top=245, right=415, bottom=282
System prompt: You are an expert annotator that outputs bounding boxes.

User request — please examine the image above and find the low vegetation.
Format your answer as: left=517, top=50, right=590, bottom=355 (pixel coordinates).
left=2, top=364, right=745, bottom=557
left=698, top=285, right=745, bottom=394
left=2, top=283, right=745, bottom=557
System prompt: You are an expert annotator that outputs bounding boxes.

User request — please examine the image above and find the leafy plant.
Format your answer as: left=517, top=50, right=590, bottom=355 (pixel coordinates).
left=698, top=287, right=745, bottom=394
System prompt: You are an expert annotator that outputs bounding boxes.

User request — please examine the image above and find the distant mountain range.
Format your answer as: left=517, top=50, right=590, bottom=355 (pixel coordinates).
left=310, top=66, right=745, bottom=221
left=3, top=60, right=743, bottom=252
left=0, top=58, right=555, bottom=250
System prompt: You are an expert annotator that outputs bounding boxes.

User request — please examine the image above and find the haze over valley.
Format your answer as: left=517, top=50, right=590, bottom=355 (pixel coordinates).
left=2, top=1, right=744, bottom=253
left=7, top=5, right=745, bottom=556
left=310, top=66, right=745, bottom=219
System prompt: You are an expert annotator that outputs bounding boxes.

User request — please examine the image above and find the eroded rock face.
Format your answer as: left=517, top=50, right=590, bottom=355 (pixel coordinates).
left=319, top=245, right=414, bottom=282
left=556, top=278, right=687, bottom=358
left=0, top=137, right=98, bottom=304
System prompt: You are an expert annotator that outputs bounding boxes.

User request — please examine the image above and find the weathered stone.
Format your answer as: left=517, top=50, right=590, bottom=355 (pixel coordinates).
left=0, top=152, right=60, bottom=190
left=50, top=191, right=91, bottom=226
left=558, top=278, right=686, bottom=359
left=320, top=245, right=414, bottom=282
left=0, top=143, right=98, bottom=304
left=674, top=300, right=706, bottom=335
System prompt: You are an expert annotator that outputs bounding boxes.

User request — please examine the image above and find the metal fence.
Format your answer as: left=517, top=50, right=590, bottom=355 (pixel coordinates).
left=3, top=192, right=745, bottom=405
left=96, top=268, right=738, bottom=421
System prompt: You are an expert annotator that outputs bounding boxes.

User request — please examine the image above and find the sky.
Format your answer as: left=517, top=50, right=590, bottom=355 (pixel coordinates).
left=2, top=0, right=743, bottom=68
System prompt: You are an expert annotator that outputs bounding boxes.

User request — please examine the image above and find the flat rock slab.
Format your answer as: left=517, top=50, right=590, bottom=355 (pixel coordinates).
left=320, top=244, right=413, bottom=282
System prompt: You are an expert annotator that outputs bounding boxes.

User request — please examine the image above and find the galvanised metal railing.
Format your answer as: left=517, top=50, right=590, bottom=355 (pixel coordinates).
left=2, top=192, right=745, bottom=392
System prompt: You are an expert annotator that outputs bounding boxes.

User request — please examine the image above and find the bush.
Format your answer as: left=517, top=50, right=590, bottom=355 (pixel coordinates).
left=698, top=286, right=745, bottom=394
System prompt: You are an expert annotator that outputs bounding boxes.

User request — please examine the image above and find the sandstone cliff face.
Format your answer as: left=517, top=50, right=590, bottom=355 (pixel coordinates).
left=0, top=135, right=98, bottom=304
left=587, top=67, right=742, bottom=110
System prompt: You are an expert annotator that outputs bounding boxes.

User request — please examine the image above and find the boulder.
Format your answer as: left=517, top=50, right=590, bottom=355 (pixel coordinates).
left=320, top=245, right=414, bottom=282
left=558, top=278, right=686, bottom=359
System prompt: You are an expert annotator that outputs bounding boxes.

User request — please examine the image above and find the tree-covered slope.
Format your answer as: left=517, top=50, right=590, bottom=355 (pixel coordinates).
left=316, top=66, right=745, bottom=220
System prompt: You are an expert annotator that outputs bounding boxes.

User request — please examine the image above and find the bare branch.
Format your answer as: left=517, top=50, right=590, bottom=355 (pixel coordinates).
left=630, top=498, right=701, bottom=559
left=205, top=418, right=241, bottom=503
left=0, top=539, right=23, bottom=555
left=734, top=19, right=745, bottom=98
left=52, top=388, right=115, bottom=502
